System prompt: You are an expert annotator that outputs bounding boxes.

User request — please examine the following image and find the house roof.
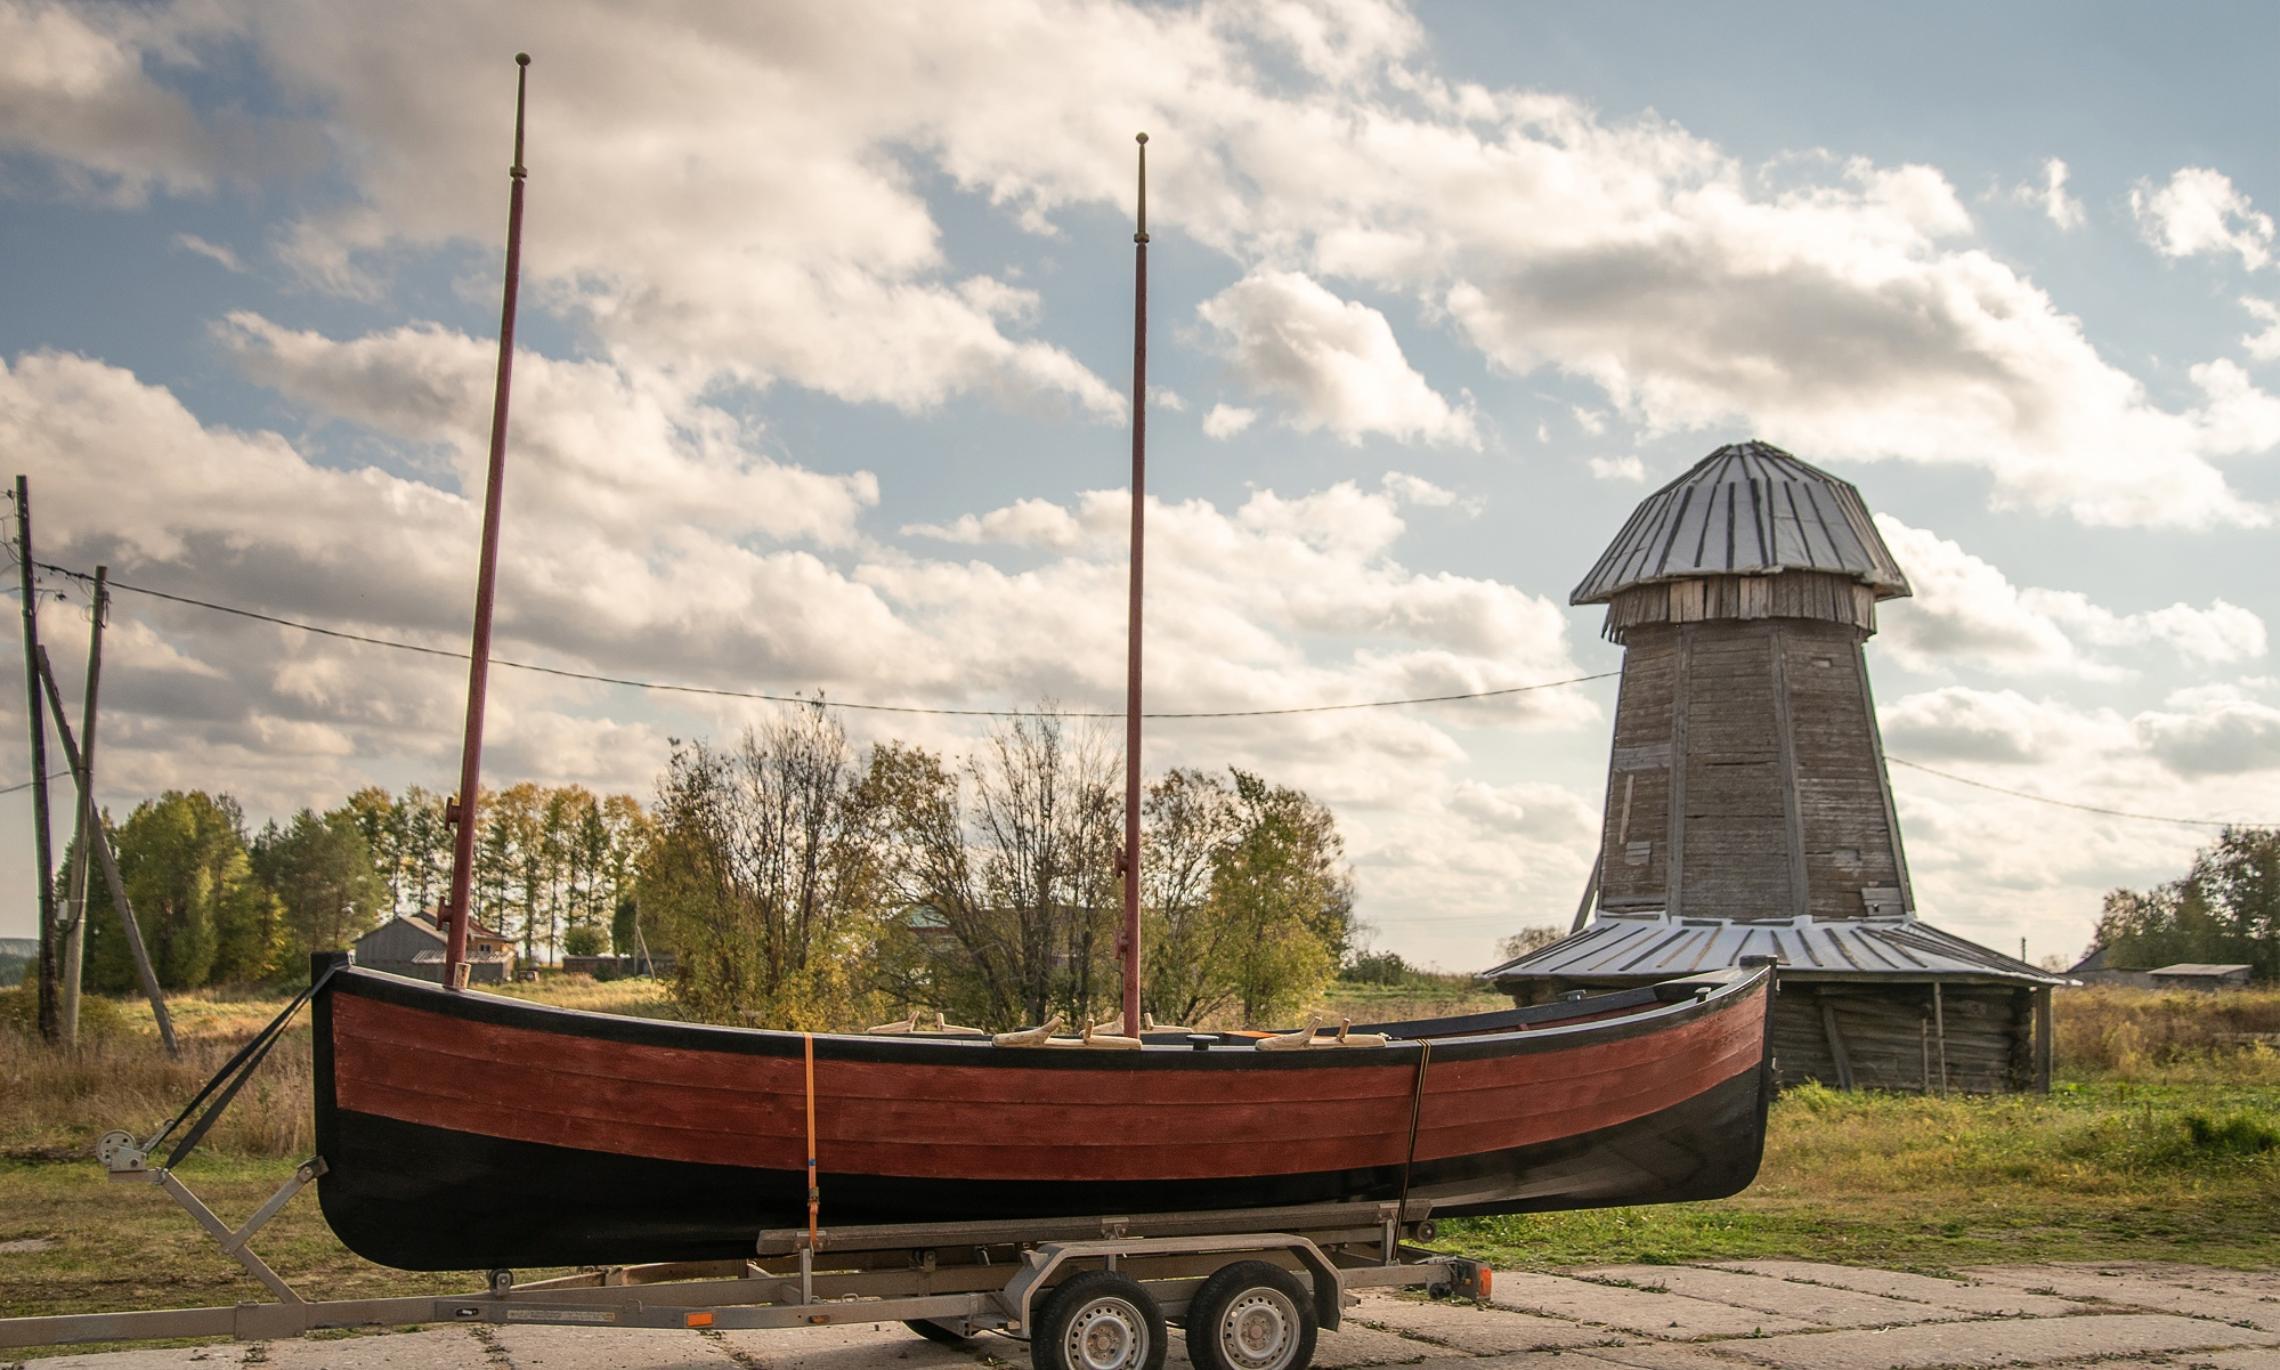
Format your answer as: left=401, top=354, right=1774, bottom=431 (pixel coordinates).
left=1572, top=441, right=1913, bottom=606
left=1481, top=912, right=2071, bottom=986
left=2149, top=963, right=2254, bottom=976
left=363, top=912, right=514, bottom=946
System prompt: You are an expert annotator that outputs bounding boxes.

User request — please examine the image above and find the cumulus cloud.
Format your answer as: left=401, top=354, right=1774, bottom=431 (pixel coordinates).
left=2132, top=685, right=2280, bottom=776
left=1202, top=403, right=1258, bottom=439
left=2133, top=166, right=2275, bottom=269
left=1874, top=516, right=2266, bottom=679
left=2013, top=158, right=2084, bottom=231
left=1586, top=454, right=1645, bottom=482
left=1880, top=686, right=2129, bottom=764
left=905, top=497, right=1083, bottom=550
left=0, top=1, right=266, bottom=205
left=21, top=1, right=2279, bottom=527
left=1196, top=270, right=1479, bottom=447
left=216, top=313, right=880, bottom=548
left=1378, top=471, right=1478, bottom=513
left=2246, top=298, right=2280, bottom=363
left=8, top=348, right=1598, bottom=965
left=171, top=232, right=246, bottom=272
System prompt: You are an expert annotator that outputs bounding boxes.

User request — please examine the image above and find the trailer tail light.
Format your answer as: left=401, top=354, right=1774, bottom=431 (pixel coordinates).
left=685, top=1312, right=715, bottom=1328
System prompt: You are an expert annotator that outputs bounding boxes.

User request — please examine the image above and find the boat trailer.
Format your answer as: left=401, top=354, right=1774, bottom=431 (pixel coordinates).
left=0, top=1136, right=1488, bottom=1370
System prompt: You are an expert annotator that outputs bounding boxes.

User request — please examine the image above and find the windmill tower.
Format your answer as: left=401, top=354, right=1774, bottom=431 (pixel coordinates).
left=1486, top=441, right=2068, bottom=1093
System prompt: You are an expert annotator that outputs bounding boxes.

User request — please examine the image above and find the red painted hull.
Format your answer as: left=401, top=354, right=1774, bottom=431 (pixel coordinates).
left=313, top=964, right=1773, bottom=1270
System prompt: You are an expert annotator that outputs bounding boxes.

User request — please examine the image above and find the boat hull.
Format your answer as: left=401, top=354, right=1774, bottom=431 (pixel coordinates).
left=313, top=965, right=1773, bottom=1270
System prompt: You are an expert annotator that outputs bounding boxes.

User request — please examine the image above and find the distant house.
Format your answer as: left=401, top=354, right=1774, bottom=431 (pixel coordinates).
left=0, top=936, right=36, bottom=986
left=2066, top=945, right=2155, bottom=989
left=2148, top=963, right=2255, bottom=992
left=352, top=912, right=515, bottom=984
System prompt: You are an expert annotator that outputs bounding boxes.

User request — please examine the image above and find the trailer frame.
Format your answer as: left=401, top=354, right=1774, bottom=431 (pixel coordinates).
left=0, top=1135, right=1489, bottom=1370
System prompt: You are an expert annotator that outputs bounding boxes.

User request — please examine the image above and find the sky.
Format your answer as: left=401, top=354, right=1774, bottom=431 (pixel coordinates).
left=2, top=0, right=2278, bottom=972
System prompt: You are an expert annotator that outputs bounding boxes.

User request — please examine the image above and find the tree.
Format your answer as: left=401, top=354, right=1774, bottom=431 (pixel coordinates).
left=1216, top=770, right=1354, bottom=1027
left=1496, top=925, right=1565, bottom=964
left=641, top=704, right=891, bottom=1027
left=260, top=806, right=388, bottom=959
left=395, top=786, right=451, bottom=916
left=2093, top=827, right=2279, bottom=981
left=869, top=710, right=1119, bottom=1031
left=84, top=791, right=280, bottom=991
left=1139, top=768, right=1244, bottom=1025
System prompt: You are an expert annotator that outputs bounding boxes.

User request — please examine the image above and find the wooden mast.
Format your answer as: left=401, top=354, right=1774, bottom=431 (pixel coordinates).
left=1120, top=133, right=1149, bottom=1037
left=442, top=53, right=532, bottom=989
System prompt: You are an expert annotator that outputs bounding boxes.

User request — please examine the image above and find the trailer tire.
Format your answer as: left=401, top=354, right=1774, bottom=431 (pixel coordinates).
left=1185, top=1261, right=1316, bottom=1370
left=1035, top=1270, right=1166, bottom=1370
left=905, top=1318, right=974, bottom=1345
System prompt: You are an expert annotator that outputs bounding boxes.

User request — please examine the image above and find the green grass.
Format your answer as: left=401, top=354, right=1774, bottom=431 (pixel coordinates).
left=1444, top=1079, right=2280, bottom=1272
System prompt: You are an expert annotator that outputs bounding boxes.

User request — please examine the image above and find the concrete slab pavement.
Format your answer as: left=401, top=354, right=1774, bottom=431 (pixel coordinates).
left=10, top=1260, right=2280, bottom=1369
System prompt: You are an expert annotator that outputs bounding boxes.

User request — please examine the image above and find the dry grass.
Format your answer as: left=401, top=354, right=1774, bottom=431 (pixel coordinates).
left=2057, top=985, right=2280, bottom=1081
left=0, top=975, right=678, bottom=1166
left=479, top=972, right=679, bottom=1018
left=0, top=1023, right=315, bottom=1162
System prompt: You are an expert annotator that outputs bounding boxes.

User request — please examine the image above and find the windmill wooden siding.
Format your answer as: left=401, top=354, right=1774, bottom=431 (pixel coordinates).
left=1487, top=441, right=2068, bottom=1093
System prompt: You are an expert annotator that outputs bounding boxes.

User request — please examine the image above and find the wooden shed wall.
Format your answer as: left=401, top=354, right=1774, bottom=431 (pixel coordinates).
left=1775, top=983, right=2035, bottom=1093
left=352, top=917, right=442, bottom=963
left=1500, top=975, right=2039, bottom=1093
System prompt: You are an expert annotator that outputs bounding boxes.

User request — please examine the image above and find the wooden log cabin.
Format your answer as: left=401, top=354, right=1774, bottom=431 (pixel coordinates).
left=1485, top=442, right=2068, bottom=1093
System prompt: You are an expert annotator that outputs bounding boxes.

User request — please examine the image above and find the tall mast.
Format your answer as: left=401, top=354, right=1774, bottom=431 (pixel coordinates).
left=442, top=53, right=532, bottom=989
left=1120, top=134, right=1148, bottom=1037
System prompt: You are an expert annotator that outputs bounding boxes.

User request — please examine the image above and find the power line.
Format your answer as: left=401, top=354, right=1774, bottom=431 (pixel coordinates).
left=0, top=770, right=70, bottom=798
left=30, top=559, right=1617, bottom=720
left=25, top=557, right=2275, bottom=832
left=1887, top=756, right=2272, bottom=830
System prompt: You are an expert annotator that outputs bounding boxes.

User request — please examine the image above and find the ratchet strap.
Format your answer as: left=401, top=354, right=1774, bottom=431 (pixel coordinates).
left=1395, top=1038, right=1433, bottom=1217
left=151, top=961, right=342, bottom=1168
left=803, top=1031, right=820, bottom=1248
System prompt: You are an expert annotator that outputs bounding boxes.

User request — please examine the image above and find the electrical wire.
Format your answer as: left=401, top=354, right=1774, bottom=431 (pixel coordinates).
left=0, top=770, right=71, bottom=797
left=31, top=558, right=1617, bottom=719
left=1886, top=757, right=2270, bottom=830
left=20, top=557, right=2279, bottom=830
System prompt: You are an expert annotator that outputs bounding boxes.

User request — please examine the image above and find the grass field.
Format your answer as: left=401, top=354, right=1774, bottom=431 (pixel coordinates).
left=1, top=976, right=2275, bottom=1349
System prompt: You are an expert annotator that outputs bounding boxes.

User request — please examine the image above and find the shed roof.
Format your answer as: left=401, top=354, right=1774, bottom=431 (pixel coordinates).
left=1480, top=912, right=2070, bottom=986
left=358, top=912, right=513, bottom=948
left=1573, top=441, right=1913, bottom=605
left=2149, top=963, right=2254, bottom=977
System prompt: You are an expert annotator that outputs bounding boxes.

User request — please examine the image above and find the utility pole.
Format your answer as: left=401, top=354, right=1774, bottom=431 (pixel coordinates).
left=59, top=566, right=106, bottom=1045
left=15, top=476, right=59, bottom=1043
left=36, top=645, right=176, bottom=1056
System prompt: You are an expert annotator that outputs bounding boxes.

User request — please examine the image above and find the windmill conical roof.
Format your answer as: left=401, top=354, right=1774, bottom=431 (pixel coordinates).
left=1572, top=441, right=1911, bottom=606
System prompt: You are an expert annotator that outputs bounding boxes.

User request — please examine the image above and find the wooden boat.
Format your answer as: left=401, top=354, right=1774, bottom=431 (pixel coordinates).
left=312, top=958, right=1774, bottom=1270
left=304, top=113, right=1781, bottom=1277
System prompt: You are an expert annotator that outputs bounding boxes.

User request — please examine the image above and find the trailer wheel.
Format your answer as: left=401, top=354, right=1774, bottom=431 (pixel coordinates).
left=905, top=1318, right=974, bottom=1345
left=1185, top=1261, right=1316, bottom=1370
left=1035, top=1270, right=1166, bottom=1370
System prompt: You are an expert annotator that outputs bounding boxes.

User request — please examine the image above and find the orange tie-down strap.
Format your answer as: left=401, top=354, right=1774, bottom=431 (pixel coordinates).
left=803, top=1031, right=820, bottom=1248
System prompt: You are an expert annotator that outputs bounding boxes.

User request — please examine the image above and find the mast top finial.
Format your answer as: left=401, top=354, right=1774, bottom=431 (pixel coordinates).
left=1133, top=132, right=1149, bottom=244
left=510, top=52, right=531, bottom=179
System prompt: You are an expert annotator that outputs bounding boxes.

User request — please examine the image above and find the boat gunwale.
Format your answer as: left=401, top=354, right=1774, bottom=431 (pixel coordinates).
left=318, top=963, right=1770, bottom=1070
